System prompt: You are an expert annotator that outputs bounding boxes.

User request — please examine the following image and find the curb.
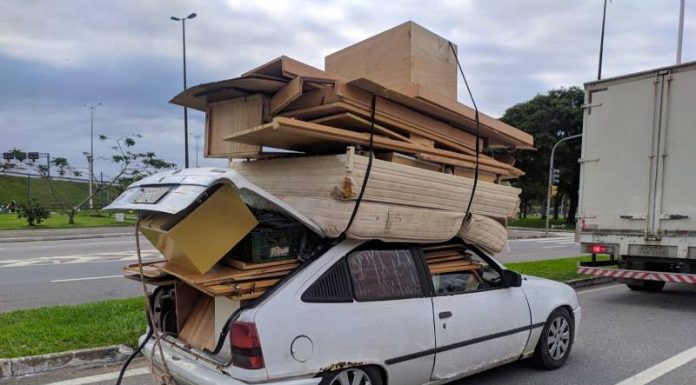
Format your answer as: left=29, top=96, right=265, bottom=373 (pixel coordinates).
left=0, top=232, right=132, bottom=243
left=566, top=276, right=614, bottom=289
left=0, top=345, right=133, bottom=379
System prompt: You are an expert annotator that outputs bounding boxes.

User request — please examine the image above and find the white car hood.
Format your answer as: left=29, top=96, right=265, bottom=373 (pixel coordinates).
left=103, top=167, right=325, bottom=237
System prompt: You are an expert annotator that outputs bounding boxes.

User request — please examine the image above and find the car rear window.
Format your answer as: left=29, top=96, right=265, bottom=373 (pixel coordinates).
left=347, top=249, right=422, bottom=301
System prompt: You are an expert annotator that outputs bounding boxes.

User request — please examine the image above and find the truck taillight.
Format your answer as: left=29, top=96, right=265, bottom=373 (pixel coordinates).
left=231, top=322, right=265, bottom=369
left=591, top=244, right=609, bottom=254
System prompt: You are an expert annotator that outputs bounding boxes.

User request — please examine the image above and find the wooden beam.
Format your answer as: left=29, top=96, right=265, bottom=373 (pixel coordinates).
left=270, top=77, right=303, bottom=115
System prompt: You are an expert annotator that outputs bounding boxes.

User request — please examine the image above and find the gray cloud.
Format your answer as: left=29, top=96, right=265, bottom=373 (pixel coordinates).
left=0, top=0, right=693, bottom=177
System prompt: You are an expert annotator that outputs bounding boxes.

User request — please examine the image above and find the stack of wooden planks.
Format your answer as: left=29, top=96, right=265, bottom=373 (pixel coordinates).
left=167, top=23, right=531, bottom=247
left=123, top=258, right=297, bottom=301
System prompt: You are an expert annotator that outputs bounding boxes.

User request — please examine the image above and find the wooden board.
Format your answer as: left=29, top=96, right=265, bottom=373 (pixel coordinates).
left=178, top=295, right=215, bottom=351
left=270, top=77, right=303, bottom=114
left=375, top=152, right=442, bottom=173
left=206, top=94, right=265, bottom=158
left=325, top=21, right=458, bottom=100
left=225, top=117, right=515, bottom=176
left=222, top=257, right=298, bottom=271
left=312, top=112, right=413, bottom=143
left=160, top=261, right=298, bottom=286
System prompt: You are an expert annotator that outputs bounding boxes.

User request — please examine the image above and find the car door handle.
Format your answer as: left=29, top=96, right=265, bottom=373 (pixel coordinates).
left=438, top=311, right=452, bottom=319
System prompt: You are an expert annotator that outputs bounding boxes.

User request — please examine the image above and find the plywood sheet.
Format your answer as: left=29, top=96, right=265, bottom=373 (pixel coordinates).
left=206, top=95, right=265, bottom=158
left=178, top=295, right=215, bottom=351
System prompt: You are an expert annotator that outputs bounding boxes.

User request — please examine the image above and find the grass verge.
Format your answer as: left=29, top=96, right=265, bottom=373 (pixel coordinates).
left=0, top=212, right=135, bottom=230
left=506, top=254, right=613, bottom=282
left=0, top=297, right=146, bottom=359
left=508, top=216, right=573, bottom=230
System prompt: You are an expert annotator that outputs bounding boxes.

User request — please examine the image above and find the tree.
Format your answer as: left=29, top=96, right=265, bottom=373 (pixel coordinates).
left=10, top=135, right=176, bottom=224
left=499, top=87, right=584, bottom=224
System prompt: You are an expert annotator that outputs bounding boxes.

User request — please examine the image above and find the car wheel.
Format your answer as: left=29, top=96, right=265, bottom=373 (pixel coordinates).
left=626, top=281, right=665, bottom=292
left=320, top=366, right=382, bottom=385
left=532, top=307, right=573, bottom=370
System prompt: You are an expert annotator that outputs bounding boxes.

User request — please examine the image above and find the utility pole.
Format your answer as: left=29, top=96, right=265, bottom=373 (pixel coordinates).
left=84, top=103, right=101, bottom=209
left=191, top=134, right=201, bottom=167
left=171, top=13, right=197, bottom=168
left=546, top=134, right=583, bottom=234
left=597, top=0, right=609, bottom=80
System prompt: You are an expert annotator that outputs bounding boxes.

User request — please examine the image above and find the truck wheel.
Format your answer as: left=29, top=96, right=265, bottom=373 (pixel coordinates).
left=626, top=280, right=665, bottom=292
left=320, top=366, right=382, bottom=385
left=532, top=307, right=574, bottom=370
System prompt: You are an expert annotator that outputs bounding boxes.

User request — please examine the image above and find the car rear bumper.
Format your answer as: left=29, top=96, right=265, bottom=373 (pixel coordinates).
left=141, top=336, right=321, bottom=385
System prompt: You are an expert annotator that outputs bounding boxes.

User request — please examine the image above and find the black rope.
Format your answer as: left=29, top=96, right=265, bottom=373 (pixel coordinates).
left=340, top=93, right=377, bottom=238
left=449, top=41, right=481, bottom=214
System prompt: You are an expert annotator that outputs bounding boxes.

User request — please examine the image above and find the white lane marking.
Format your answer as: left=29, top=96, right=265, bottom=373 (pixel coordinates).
left=514, top=236, right=574, bottom=243
left=542, top=245, right=571, bottom=249
left=51, top=275, right=123, bottom=283
left=614, top=345, right=696, bottom=385
left=43, top=367, right=150, bottom=385
left=577, top=284, right=624, bottom=295
left=0, top=251, right=160, bottom=268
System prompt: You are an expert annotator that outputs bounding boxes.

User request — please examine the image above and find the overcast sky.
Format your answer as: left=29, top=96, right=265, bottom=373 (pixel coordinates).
left=1, top=0, right=693, bottom=178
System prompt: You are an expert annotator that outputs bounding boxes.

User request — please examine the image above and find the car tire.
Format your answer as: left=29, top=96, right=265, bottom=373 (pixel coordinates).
left=626, top=281, right=665, bottom=292
left=532, top=307, right=574, bottom=370
left=319, top=366, right=382, bottom=385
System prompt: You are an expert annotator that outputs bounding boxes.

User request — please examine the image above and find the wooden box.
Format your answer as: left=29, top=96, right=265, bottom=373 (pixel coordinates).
left=325, top=21, right=458, bottom=100
left=205, top=94, right=269, bottom=158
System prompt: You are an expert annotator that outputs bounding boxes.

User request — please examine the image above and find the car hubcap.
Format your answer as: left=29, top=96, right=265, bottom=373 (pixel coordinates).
left=546, top=316, right=570, bottom=360
left=330, top=368, right=372, bottom=385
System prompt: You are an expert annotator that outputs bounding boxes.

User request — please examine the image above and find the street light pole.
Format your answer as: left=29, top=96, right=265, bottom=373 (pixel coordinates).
left=171, top=12, right=197, bottom=168
left=84, top=103, right=101, bottom=209
left=545, top=134, right=583, bottom=234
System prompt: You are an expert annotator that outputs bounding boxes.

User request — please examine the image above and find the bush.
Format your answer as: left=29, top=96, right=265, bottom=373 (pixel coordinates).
left=16, top=199, right=50, bottom=226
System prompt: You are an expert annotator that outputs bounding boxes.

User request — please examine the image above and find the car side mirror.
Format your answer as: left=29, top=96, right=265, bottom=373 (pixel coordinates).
left=501, top=270, right=522, bottom=288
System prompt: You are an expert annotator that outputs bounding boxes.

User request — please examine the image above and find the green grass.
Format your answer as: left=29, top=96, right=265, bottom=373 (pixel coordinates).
left=509, top=216, right=574, bottom=230
left=506, top=255, right=613, bottom=282
left=0, top=212, right=135, bottom=230
left=0, top=175, right=117, bottom=209
left=0, top=297, right=147, bottom=358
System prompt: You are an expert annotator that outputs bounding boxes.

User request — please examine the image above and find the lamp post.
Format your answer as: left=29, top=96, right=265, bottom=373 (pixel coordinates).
left=84, top=103, right=101, bottom=209
left=170, top=12, right=197, bottom=168
left=545, top=134, right=582, bottom=234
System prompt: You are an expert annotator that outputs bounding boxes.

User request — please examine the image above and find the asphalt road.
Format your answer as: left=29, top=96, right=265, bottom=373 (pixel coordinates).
left=0, top=236, right=158, bottom=312
left=7, top=282, right=695, bottom=385
left=0, top=235, right=580, bottom=312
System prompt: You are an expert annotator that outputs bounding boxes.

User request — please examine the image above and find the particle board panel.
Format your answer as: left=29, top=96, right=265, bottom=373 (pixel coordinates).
left=178, top=295, right=216, bottom=351
left=270, top=77, right=303, bottom=114
left=325, top=21, right=457, bottom=100
left=206, top=94, right=266, bottom=158
left=312, top=112, right=413, bottom=143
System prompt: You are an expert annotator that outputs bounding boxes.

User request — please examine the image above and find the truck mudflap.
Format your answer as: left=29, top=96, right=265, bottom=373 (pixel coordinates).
left=577, top=266, right=696, bottom=284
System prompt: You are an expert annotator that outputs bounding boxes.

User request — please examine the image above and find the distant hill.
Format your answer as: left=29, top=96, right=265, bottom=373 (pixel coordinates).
left=0, top=174, right=116, bottom=209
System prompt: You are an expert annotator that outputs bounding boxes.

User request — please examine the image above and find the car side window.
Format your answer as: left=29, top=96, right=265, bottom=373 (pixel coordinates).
left=423, top=243, right=502, bottom=295
left=347, top=249, right=423, bottom=301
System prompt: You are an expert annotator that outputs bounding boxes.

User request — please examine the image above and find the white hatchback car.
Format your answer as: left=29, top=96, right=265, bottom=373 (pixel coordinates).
left=140, top=237, right=580, bottom=385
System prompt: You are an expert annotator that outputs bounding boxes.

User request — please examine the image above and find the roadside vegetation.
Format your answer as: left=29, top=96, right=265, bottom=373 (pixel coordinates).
left=506, top=254, right=613, bottom=282
left=0, top=212, right=134, bottom=230
left=0, top=297, right=146, bottom=358
left=508, top=216, right=574, bottom=230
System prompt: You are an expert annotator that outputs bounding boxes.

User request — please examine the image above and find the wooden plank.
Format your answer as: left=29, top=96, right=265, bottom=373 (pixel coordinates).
left=312, top=112, right=414, bottom=143
left=270, top=77, right=303, bottom=114
left=374, top=152, right=442, bottom=172
left=206, top=278, right=280, bottom=296
left=409, top=134, right=435, bottom=148
left=206, top=95, right=264, bottom=158
left=222, top=258, right=298, bottom=271
left=160, top=261, right=298, bottom=286
left=225, top=117, right=515, bottom=176
left=178, top=295, right=216, bottom=351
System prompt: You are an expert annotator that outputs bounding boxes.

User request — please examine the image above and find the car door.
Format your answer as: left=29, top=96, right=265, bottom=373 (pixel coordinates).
left=424, top=244, right=531, bottom=381
left=298, top=243, right=436, bottom=385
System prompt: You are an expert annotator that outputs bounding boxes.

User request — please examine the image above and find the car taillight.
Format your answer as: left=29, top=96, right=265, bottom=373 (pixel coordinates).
left=231, top=321, right=265, bottom=369
left=591, top=244, right=609, bottom=254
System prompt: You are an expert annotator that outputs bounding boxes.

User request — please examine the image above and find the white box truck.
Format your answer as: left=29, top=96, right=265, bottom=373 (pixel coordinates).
left=576, top=61, right=696, bottom=290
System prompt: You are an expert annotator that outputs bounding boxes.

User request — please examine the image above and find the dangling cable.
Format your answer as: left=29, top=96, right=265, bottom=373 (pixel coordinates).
left=340, top=93, right=377, bottom=237
left=449, top=41, right=481, bottom=214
